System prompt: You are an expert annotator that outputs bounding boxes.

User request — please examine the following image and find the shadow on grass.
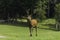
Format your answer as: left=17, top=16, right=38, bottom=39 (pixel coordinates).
left=0, top=21, right=29, bottom=27
left=0, top=21, right=57, bottom=31
left=39, top=28, right=56, bottom=31
left=38, top=24, right=56, bottom=31
left=42, top=24, right=56, bottom=28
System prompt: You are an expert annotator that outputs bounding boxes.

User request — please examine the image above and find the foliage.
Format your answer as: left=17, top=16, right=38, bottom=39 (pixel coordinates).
left=55, top=3, right=60, bottom=21
left=55, top=3, right=60, bottom=30
left=0, top=0, right=56, bottom=21
left=33, top=0, right=48, bottom=20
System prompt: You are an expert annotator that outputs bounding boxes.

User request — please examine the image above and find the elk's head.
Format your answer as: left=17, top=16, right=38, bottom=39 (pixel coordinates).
left=27, top=15, right=32, bottom=21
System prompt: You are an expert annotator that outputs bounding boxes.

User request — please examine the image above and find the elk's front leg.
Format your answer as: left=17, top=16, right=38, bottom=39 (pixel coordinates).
left=35, top=26, right=37, bottom=36
left=29, top=26, right=33, bottom=37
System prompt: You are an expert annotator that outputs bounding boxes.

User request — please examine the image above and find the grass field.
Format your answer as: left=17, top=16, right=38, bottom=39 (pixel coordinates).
left=0, top=19, right=60, bottom=40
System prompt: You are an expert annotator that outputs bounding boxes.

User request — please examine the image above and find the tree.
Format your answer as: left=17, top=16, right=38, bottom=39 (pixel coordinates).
left=55, top=3, right=60, bottom=30
left=32, top=0, right=48, bottom=20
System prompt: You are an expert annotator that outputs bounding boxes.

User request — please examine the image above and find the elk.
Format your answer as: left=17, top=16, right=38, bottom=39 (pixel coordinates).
left=27, top=15, right=38, bottom=36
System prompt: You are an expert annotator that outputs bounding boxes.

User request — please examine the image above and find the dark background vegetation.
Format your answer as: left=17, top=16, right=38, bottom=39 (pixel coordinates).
left=0, top=0, right=60, bottom=29
left=0, top=0, right=59, bottom=20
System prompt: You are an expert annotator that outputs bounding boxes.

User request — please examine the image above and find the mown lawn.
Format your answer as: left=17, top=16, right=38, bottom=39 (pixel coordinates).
left=0, top=19, right=60, bottom=40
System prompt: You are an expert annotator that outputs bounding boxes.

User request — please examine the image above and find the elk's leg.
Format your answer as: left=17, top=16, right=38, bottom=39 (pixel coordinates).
left=29, top=26, right=32, bottom=37
left=35, top=26, right=37, bottom=36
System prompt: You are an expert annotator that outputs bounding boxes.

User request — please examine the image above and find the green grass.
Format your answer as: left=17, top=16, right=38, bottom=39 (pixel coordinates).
left=0, top=19, right=60, bottom=40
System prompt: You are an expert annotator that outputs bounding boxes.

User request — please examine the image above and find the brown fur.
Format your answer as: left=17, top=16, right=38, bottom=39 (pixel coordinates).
left=31, top=19, right=38, bottom=27
left=27, top=15, right=38, bottom=36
